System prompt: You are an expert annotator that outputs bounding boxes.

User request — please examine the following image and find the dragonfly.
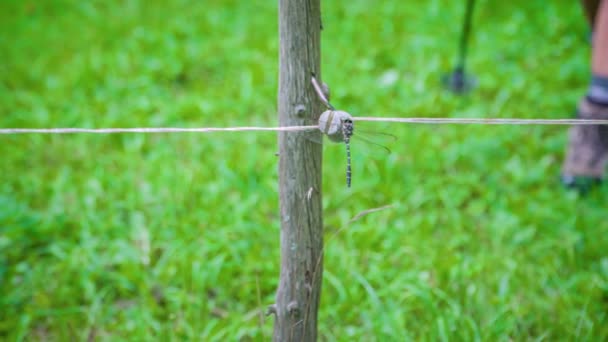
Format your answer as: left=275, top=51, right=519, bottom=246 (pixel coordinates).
left=309, top=74, right=394, bottom=188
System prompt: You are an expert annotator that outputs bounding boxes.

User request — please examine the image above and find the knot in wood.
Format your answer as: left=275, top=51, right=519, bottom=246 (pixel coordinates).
left=295, top=104, right=307, bottom=117
left=287, top=301, right=300, bottom=317
left=265, top=304, right=278, bottom=317
left=318, top=110, right=353, bottom=143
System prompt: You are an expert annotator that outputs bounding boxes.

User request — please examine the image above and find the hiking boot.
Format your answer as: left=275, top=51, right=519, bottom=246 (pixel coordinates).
left=561, top=97, right=608, bottom=192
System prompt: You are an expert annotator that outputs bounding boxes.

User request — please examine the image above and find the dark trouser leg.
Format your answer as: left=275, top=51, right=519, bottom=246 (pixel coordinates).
left=561, top=0, right=608, bottom=190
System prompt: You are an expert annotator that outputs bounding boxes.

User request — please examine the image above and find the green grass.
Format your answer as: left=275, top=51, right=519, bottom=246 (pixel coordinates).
left=1, top=0, right=608, bottom=340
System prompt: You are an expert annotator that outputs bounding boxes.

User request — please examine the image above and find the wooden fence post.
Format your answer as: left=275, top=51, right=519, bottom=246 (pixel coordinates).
left=273, top=0, right=324, bottom=340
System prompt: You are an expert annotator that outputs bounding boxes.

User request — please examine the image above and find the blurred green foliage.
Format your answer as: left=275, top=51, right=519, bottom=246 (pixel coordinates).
left=1, top=0, right=607, bottom=340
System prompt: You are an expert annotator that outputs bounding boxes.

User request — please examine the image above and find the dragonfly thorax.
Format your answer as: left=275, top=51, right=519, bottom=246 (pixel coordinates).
left=342, top=118, right=354, bottom=143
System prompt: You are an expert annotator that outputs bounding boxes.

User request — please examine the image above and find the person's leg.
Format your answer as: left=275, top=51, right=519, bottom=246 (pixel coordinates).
left=561, top=0, right=608, bottom=189
left=591, top=0, right=608, bottom=99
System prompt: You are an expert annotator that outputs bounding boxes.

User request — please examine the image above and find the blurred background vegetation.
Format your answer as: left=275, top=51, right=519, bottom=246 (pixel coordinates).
left=1, top=0, right=607, bottom=340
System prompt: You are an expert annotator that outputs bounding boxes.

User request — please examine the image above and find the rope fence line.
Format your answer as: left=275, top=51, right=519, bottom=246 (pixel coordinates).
left=354, top=117, right=608, bottom=125
left=2, top=117, right=608, bottom=135
left=0, top=125, right=319, bottom=135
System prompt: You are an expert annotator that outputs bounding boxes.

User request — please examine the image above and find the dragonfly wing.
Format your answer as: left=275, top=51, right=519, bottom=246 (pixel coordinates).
left=353, top=130, right=397, bottom=154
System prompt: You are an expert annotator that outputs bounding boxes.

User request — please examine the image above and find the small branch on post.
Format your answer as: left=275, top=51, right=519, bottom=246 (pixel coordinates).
left=275, top=0, right=324, bottom=341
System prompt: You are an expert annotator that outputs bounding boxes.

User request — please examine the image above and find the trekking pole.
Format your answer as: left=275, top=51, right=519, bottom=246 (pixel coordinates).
left=442, top=0, right=477, bottom=94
